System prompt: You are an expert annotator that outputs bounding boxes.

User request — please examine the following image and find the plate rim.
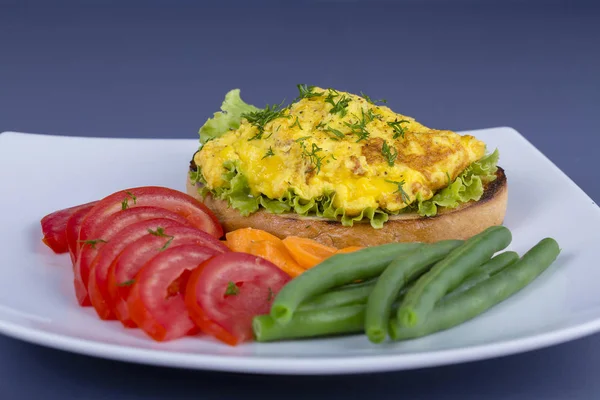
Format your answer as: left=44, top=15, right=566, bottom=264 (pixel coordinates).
left=1, top=127, right=599, bottom=375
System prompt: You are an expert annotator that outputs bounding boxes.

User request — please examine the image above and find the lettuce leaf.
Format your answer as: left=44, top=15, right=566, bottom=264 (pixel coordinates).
left=198, top=89, right=260, bottom=144
left=417, top=149, right=500, bottom=217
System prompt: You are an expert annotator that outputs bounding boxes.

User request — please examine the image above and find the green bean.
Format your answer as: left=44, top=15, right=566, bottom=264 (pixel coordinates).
left=298, top=272, right=428, bottom=312
left=270, top=242, right=424, bottom=324
left=365, top=240, right=464, bottom=343
left=254, top=305, right=366, bottom=342
left=442, top=251, right=519, bottom=302
left=390, top=238, right=560, bottom=340
left=397, top=226, right=512, bottom=327
left=254, top=239, right=559, bottom=343
left=298, top=282, right=375, bottom=311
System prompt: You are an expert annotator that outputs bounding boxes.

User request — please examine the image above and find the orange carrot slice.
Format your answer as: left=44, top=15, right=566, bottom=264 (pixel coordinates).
left=248, top=240, right=306, bottom=278
left=225, top=228, right=280, bottom=253
left=282, top=236, right=337, bottom=269
left=336, top=246, right=365, bottom=254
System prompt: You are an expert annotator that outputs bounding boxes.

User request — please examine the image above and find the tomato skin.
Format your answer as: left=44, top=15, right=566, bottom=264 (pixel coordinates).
left=74, top=206, right=192, bottom=306
left=40, top=201, right=97, bottom=254
left=184, top=252, right=291, bottom=346
left=65, top=203, right=96, bottom=265
left=77, top=187, right=223, bottom=255
left=127, top=244, right=219, bottom=342
left=87, top=218, right=190, bottom=320
left=104, top=225, right=229, bottom=327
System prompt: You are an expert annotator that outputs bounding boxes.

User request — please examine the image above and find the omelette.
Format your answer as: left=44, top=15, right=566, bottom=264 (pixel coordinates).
left=191, top=85, right=498, bottom=228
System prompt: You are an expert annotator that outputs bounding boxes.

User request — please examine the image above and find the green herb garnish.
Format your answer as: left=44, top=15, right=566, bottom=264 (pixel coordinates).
left=386, top=179, right=410, bottom=204
left=344, top=108, right=375, bottom=142
left=291, top=116, right=303, bottom=130
left=121, top=191, right=137, bottom=210
left=295, top=136, right=311, bottom=143
left=324, top=126, right=345, bottom=140
left=267, top=287, right=274, bottom=302
left=262, top=146, right=275, bottom=159
left=243, top=101, right=290, bottom=141
left=387, top=119, right=410, bottom=139
left=148, top=227, right=175, bottom=251
left=117, top=279, right=135, bottom=287
left=77, top=239, right=107, bottom=249
left=360, top=91, right=387, bottom=105
left=299, top=141, right=326, bottom=174
left=295, top=84, right=323, bottom=100
left=324, top=89, right=351, bottom=117
left=382, top=140, right=398, bottom=166
left=225, top=281, right=239, bottom=296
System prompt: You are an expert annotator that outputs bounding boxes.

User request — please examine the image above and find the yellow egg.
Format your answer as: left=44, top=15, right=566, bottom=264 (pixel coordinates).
left=195, top=87, right=486, bottom=216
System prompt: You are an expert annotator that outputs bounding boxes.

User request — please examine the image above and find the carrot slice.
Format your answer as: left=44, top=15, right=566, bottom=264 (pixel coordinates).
left=282, top=236, right=337, bottom=269
left=336, top=246, right=365, bottom=254
left=225, top=228, right=280, bottom=253
left=248, top=240, right=306, bottom=278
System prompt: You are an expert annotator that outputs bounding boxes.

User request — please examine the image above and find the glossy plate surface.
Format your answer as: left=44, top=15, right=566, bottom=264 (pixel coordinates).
left=0, top=128, right=598, bottom=375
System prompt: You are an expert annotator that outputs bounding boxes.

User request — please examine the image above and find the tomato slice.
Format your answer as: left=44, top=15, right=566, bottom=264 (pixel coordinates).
left=87, top=218, right=192, bottom=320
left=65, top=203, right=96, bottom=265
left=40, top=201, right=98, bottom=254
left=127, top=244, right=219, bottom=341
left=73, top=206, right=192, bottom=306
left=184, top=252, right=291, bottom=346
left=77, top=187, right=223, bottom=256
left=108, top=226, right=230, bottom=328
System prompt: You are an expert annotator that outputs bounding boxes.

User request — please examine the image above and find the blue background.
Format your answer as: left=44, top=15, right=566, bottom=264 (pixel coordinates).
left=1, top=0, right=599, bottom=398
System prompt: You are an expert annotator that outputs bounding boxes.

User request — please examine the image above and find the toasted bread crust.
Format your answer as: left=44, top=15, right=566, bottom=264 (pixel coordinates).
left=186, top=168, right=508, bottom=248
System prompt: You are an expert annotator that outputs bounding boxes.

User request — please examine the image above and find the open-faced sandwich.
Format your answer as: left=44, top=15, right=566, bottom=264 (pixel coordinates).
left=187, top=85, right=507, bottom=248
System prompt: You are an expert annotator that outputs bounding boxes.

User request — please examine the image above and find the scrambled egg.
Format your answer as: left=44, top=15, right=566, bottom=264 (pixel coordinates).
left=195, top=87, right=486, bottom=215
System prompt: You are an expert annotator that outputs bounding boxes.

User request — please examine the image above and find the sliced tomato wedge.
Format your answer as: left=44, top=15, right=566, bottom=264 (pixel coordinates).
left=87, top=218, right=191, bottom=320
left=65, top=203, right=96, bottom=264
left=127, top=244, right=219, bottom=341
left=40, top=201, right=98, bottom=254
left=107, top=226, right=229, bottom=328
left=73, top=206, right=192, bottom=306
left=185, top=252, right=291, bottom=346
left=77, top=187, right=223, bottom=256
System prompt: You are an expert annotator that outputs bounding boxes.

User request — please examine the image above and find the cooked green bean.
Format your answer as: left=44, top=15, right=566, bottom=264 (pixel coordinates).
left=442, top=251, right=519, bottom=302
left=298, top=273, right=427, bottom=312
left=254, top=305, right=366, bottom=342
left=397, top=226, right=512, bottom=327
left=365, top=240, right=463, bottom=343
left=270, top=242, right=424, bottom=324
left=254, top=240, right=559, bottom=343
left=298, top=282, right=375, bottom=311
left=390, top=238, right=560, bottom=340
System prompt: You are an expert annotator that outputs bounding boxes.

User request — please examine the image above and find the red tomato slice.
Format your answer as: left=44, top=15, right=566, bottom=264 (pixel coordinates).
left=184, top=252, right=291, bottom=346
left=40, top=201, right=98, bottom=254
left=87, top=218, right=191, bottom=320
left=77, top=187, right=223, bottom=256
left=127, top=244, right=219, bottom=341
left=107, top=226, right=230, bottom=328
left=73, top=206, right=192, bottom=306
left=65, top=203, right=96, bottom=265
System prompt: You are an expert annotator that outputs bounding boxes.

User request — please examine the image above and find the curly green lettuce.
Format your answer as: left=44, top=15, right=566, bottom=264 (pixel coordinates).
left=198, top=89, right=260, bottom=145
left=417, top=149, right=499, bottom=217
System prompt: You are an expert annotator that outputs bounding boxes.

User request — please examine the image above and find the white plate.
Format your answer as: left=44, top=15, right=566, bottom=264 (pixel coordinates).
left=0, top=128, right=598, bottom=375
